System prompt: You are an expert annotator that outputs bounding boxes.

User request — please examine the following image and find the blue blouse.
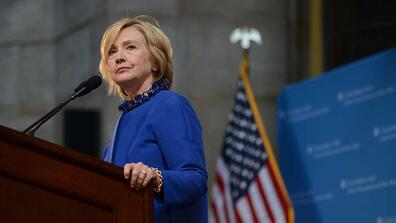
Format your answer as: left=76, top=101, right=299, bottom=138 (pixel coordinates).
left=103, top=90, right=208, bottom=223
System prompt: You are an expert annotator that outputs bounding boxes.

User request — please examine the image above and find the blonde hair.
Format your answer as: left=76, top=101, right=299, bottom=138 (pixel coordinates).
left=99, top=15, right=173, bottom=99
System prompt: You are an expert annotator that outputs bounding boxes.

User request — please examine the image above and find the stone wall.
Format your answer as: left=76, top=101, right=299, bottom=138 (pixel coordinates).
left=0, top=0, right=290, bottom=188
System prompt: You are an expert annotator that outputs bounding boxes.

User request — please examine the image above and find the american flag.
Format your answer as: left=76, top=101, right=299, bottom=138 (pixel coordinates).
left=209, top=54, right=294, bottom=223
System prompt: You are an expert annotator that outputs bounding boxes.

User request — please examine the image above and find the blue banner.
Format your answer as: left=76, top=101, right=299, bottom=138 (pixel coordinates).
left=277, top=48, right=396, bottom=223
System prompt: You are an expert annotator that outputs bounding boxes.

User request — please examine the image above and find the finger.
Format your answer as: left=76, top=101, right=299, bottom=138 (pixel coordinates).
left=137, top=170, right=147, bottom=183
left=130, top=168, right=141, bottom=188
left=123, top=163, right=134, bottom=179
left=136, top=171, right=147, bottom=190
left=134, top=163, right=145, bottom=182
left=135, top=162, right=144, bottom=169
left=142, top=171, right=155, bottom=187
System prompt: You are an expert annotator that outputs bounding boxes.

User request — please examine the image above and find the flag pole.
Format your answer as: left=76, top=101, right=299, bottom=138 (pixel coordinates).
left=231, top=26, right=295, bottom=223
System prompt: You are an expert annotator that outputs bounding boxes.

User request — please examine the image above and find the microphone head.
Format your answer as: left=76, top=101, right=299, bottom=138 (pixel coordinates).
left=86, top=75, right=102, bottom=90
left=74, top=75, right=102, bottom=97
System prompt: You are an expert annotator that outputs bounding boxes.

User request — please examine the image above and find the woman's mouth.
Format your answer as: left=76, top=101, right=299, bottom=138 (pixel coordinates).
left=116, top=67, right=131, bottom=73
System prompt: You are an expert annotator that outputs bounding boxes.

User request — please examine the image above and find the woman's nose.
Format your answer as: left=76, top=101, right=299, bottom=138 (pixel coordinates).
left=116, top=57, right=125, bottom=64
left=115, top=50, right=126, bottom=64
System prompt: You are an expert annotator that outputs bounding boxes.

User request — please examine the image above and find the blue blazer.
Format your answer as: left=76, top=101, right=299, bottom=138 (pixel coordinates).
left=103, top=91, right=208, bottom=223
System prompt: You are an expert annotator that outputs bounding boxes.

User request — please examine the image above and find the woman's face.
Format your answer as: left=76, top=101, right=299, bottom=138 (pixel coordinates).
left=107, top=26, right=154, bottom=94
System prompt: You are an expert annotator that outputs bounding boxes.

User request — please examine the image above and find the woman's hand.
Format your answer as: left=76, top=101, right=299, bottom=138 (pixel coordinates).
left=123, top=162, right=159, bottom=191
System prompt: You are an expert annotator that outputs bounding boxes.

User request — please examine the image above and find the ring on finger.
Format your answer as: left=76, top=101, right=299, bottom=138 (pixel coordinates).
left=139, top=172, right=146, bottom=178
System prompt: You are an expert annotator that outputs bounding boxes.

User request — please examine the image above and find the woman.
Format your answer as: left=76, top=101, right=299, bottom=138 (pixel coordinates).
left=99, top=16, right=208, bottom=223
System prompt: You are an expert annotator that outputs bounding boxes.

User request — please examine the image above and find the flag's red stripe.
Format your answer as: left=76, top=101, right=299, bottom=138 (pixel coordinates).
left=256, top=176, right=276, bottom=223
left=210, top=199, right=220, bottom=223
left=267, top=164, right=289, bottom=222
left=234, top=206, right=243, bottom=223
left=216, top=173, right=231, bottom=223
left=246, top=193, right=259, bottom=223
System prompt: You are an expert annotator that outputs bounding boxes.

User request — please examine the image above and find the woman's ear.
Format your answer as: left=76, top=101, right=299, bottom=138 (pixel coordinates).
left=151, top=62, right=160, bottom=77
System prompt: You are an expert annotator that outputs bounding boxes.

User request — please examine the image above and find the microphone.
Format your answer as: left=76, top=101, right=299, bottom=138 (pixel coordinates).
left=23, top=75, right=103, bottom=136
left=73, top=75, right=102, bottom=98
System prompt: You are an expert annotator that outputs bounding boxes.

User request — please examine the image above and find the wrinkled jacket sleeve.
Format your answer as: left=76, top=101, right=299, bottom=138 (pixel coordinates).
left=102, top=146, right=109, bottom=160
left=150, top=95, right=208, bottom=205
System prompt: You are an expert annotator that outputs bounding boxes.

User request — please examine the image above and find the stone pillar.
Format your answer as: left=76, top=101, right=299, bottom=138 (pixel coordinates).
left=0, top=0, right=56, bottom=141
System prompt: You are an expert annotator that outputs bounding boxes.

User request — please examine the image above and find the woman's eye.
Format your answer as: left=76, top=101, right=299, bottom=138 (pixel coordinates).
left=127, top=45, right=136, bottom=50
left=108, top=49, right=117, bottom=56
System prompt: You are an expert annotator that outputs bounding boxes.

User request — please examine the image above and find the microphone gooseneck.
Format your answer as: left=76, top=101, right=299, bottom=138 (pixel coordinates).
left=23, top=75, right=103, bottom=136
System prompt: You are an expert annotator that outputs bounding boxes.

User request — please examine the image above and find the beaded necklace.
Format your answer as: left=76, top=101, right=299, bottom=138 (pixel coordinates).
left=118, top=79, right=170, bottom=113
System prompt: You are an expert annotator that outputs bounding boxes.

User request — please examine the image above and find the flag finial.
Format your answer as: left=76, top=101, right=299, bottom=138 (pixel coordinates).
left=230, top=26, right=262, bottom=50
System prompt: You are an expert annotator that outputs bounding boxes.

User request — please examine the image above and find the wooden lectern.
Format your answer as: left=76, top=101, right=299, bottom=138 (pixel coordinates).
left=0, top=125, right=153, bottom=223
